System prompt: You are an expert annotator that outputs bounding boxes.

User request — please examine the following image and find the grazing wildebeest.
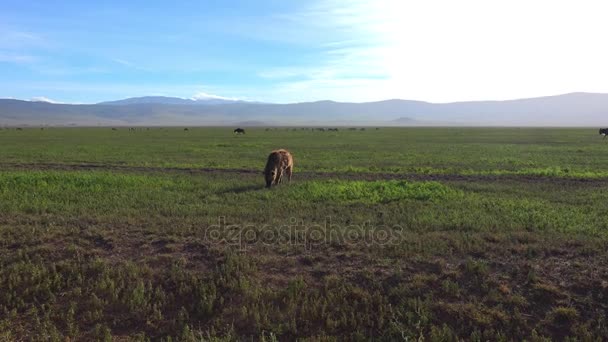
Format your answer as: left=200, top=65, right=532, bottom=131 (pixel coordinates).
left=234, top=128, right=245, bottom=134
left=264, top=149, right=293, bottom=188
left=600, top=128, right=608, bottom=139
left=184, top=128, right=189, bottom=131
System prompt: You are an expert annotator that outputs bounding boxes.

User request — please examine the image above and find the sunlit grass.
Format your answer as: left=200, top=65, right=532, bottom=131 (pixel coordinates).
left=287, top=180, right=460, bottom=203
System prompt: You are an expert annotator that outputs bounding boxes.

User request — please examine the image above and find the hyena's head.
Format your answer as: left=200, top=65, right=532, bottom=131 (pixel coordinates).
left=265, top=168, right=276, bottom=188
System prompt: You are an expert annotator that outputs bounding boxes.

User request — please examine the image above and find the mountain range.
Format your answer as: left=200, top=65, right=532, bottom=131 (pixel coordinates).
left=98, top=96, right=247, bottom=106
left=0, top=92, right=607, bottom=126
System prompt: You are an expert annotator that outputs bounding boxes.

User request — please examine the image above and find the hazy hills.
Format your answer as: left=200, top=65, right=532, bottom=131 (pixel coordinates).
left=0, top=92, right=607, bottom=126
left=98, top=96, right=246, bottom=106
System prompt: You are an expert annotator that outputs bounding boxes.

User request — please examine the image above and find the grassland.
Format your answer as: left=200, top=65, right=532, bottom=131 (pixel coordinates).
left=0, top=127, right=607, bottom=340
left=1, top=127, right=608, bottom=175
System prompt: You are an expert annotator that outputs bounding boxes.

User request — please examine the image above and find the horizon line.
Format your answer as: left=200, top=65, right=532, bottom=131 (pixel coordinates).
left=1, top=91, right=607, bottom=106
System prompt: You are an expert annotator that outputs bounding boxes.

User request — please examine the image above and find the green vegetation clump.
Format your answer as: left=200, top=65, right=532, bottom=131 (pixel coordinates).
left=471, top=167, right=608, bottom=179
left=288, top=180, right=459, bottom=204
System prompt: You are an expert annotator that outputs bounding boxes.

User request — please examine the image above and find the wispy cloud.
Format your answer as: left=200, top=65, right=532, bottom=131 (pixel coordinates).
left=0, top=28, right=47, bottom=49
left=29, top=96, right=61, bottom=103
left=191, top=91, right=240, bottom=101
left=111, top=58, right=134, bottom=67
left=29, top=65, right=110, bottom=76
left=0, top=52, right=37, bottom=64
left=110, top=58, right=152, bottom=72
left=252, top=0, right=400, bottom=101
left=258, top=68, right=305, bottom=80
left=0, top=28, right=44, bottom=65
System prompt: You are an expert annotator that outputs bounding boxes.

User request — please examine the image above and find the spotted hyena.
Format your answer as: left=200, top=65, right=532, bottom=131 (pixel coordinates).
left=264, top=149, right=293, bottom=188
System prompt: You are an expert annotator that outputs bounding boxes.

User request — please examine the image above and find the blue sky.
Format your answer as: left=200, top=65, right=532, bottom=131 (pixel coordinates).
left=1, top=0, right=607, bottom=104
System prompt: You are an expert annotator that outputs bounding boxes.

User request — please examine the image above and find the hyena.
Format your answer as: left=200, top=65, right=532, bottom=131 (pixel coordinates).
left=264, top=149, right=293, bottom=188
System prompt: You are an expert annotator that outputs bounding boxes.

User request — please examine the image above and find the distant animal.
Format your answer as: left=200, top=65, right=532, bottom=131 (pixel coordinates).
left=328, top=128, right=339, bottom=131
left=600, top=128, right=608, bottom=138
left=264, top=149, right=294, bottom=188
left=16, top=128, right=23, bottom=131
left=234, top=128, right=246, bottom=134
left=184, top=128, right=189, bottom=131
left=112, top=128, right=118, bottom=131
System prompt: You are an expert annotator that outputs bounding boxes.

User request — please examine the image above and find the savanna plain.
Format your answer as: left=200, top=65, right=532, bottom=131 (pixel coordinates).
left=0, top=127, right=607, bottom=341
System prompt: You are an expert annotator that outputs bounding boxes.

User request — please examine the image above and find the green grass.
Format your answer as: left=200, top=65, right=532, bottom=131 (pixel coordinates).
left=0, top=127, right=607, bottom=340
left=1, top=127, right=608, bottom=176
left=0, top=170, right=606, bottom=236
left=287, top=180, right=459, bottom=204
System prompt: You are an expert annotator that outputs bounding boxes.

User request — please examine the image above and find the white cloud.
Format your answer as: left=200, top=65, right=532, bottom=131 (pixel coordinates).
left=30, top=96, right=61, bottom=103
left=191, top=91, right=239, bottom=101
left=111, top=58, right=134, bottom=67
left=110, top=58, right=153, bottom=72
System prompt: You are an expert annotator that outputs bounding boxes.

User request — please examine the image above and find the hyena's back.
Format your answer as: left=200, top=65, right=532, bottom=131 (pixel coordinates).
left=264, top=149, right=293, bottom=187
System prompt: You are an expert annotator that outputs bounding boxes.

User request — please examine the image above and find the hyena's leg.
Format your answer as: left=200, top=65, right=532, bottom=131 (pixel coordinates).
left=272, top=168, right=281, bottom=185
left=276, top=169, right=284, bottom=184
left=286, top=166, right=293, bottom=183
